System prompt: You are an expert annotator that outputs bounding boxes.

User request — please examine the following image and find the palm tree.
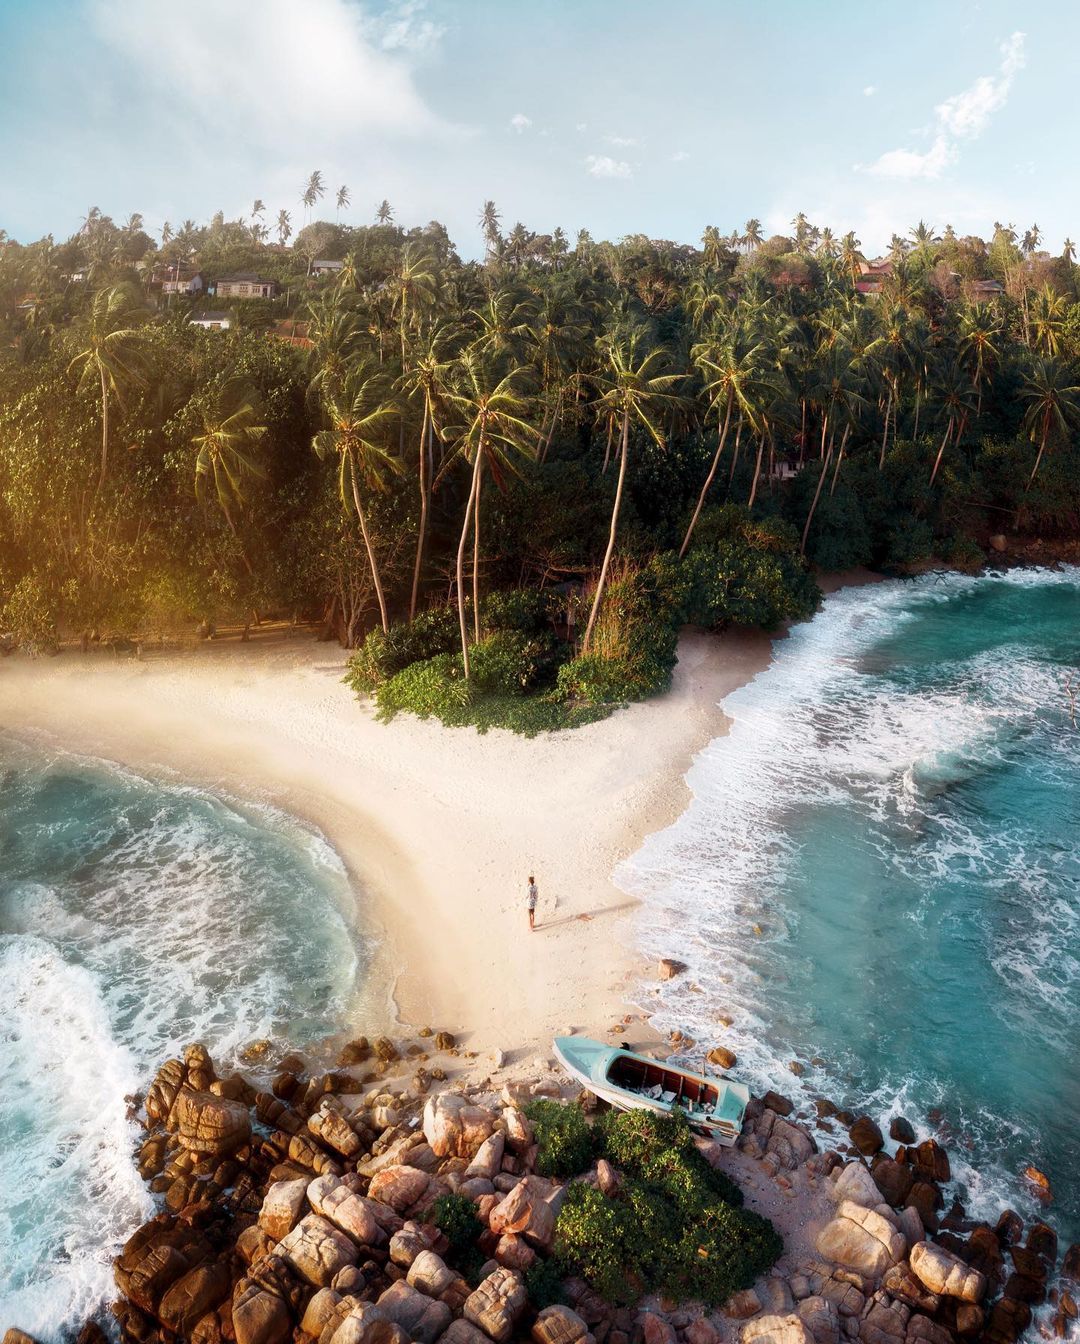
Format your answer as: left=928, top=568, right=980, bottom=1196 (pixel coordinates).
left=928, top=363, right=977, bottom=486
left=680, top=324, right=765, bottom=556
left=397, top=322, right=456, bottom=619
left=550, top=227, right=569, bottom=270
left=743, top=219, right=764, bottom=253
left=909, top=220, right=939, bottom=264
left=701, top=226, right=723, bottom=270
left=443, top=356, right=538, bottom=673
left=791, top=213, right=812, bottom=251
left=391, top=244, right=438, bottom=365
left=336, top=185, right=350, bottom=219
left=276, top=209, right=292, bottom=246
left=161, top=221, right=173, bottom=247
left=1019, top=357, right=1080, bottom=484
left=302, top=171, right=325, bottom=222
left=1063, top=238, right=1076, bottom=266
left=1030, top=285, right=1068, bottom=357
left=67, top=281, right=150, bottom=498
left=252, top=199, right=265, bottom=222
left=191, top=379, right=267, bottom=571
left=479, top=201, right=502, bottom=259
left=582, top=328, right=682, bottom=653
left=313, top=363, right=401, bottom=633
left=376, top=199, right=395, bottom=225
left=958, top=305, right=1003, bottom=415
left=840, top=232, right=864, bottom=285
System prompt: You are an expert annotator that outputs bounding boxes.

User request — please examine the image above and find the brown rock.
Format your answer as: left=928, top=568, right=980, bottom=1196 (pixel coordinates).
left=763, top=1092, right=794, bottom=1117
left=848, top=1116, right=884, bottom=1157
left=258, top=1178, right=309, bottom=1241
left=741, top=1315, right=814, bottom=1344
left=909, top=1140, right=950, bottom=1183
left=889, top=1118, right=916, bottom=1145
left=462, top=1267, right=528, bottom=1344
left=596, top=1159, right=622, bottom=1197
left=494, top=1232, right=537, bottom=1271
left=368, top=1166, right=431, bottom=1215
left=532, top=1305, right=589, bottom=1344
left=488, top=1178, right=556, bottom=1249
left=905, top=1182, right=942, bottom=1233
left=882, top=1264, right=939, bottom=1313
left=275, top=1214, right=358, bottom=1287
left=985, top=1297, right=1030, bottom=1344
left=954, top=1303, right=984, bottom=1336
left=308, top=1175, right=389, bottom=1247
left=309, top=1102, right=362, bottom=1159
left=174, top=1088, right=251, bottom=1160
left=708, top=1047, right=737, bottom=1069
left=726, top=1290, right=763, bottom=1319
left=422, top=1093, right=497, bottom=1160
left=641, top=1316, right=677, bottom=1344
left=231, top=1281, right=292, bottom=1344
left=657, top=958, right=688, bottom=980
left=909, top=1242, right=986, bottom=1302
left=377, top=1280, right=452, bottom=1343
left=1062, top=1243, right=1080, bottom=1281
left=989, top=534, right=1008, bottom=553
left=159, top=1262, right=232, bottom=1335
left=1027, top=1220, right=1058, bottom=1264
left=872, top=1158, right=915, bottom=1207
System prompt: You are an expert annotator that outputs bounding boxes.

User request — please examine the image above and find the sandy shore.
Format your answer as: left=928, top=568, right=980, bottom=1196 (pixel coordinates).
left=0, top=620, right=782, bottom=1059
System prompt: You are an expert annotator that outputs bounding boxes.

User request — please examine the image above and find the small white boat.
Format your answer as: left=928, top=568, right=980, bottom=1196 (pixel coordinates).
left=553, top=1035, right=750, bottom=1146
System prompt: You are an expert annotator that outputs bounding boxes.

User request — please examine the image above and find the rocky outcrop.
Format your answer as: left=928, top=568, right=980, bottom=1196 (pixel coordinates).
left=909, top=1243, right=986, bottom=1303
left=308, top=1175, right=388, bottom=1247
left=275, top=1215, right=357, bottom=1287
left=742, top=1314, right=815, bottom=1344
left=531, top=1305, right=590, bottom=1344
left=463, top=1268, right=528, bottom=1343
left=174, top=1088, right=251, bottom=1159
left=259, top=1178, right=308, bottom=1241
left=488, top=1178, right=556, bottom=1249
left=423, top=1093, right=497, bottom=1159
left=816, top=1201, right=906, bottom=1279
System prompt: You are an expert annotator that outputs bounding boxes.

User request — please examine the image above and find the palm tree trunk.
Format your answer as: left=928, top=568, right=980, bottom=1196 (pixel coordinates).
left=726, top=416, right=744, bottom=490
left=679, top=389, right=733, bottom=559
left=1029, top=412, right=1051, bottom=484
left=602, top=417, right=614, bottom=473
left=220, top=498, right=256, bottom=579
left=582, top=409, right=629, bottom=654
left=800, top=444, right=834, bottom=557
left=914, top=386, right=922, bottom=441
left=408, top=402, right=430, bottom=621
left=472, top=452, right=483, bottom=642
left=455, top=441, right=484, bottom=679
left=928, top=419, right=954, bottom=486
left=878, top=382, right=893, bottom=469
left=349, top=454, right=390, bottom=633
left=829, top=424, right=851, bottom=496
left=747, top=429, right=766, bottom=510
left=96, top=366, right=110, bottom=498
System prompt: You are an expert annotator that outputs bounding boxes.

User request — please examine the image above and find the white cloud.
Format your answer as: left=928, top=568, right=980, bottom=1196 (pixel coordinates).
left=585, top=154, right=632, bottom=179
left=863, top=31, right=1025, bottom=180
left=509, top=112, right=533, bottom=133
left=90, top=0, right=444, bottom=146
left=373, top=0, right=444, bottom=54
left=671, top=150, right=690, bottom=163
left=575, top=122, right=588, bottom=133
left=604, top=134, right=639, bottom=147
left=863, top=85, right=877, bottom=97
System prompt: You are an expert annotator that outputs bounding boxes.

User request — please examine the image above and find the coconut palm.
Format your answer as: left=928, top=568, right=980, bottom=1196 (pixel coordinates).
left=252, top=199, right=265, bottom=222
left=397, top=322, right=457, bottom=619
left=958, top=305, right=1003, bottom=414
left=479, top=201, right=502, bottom=259
left=582, top=328, right=682, bottom=652
left=840, top=232, right=864, bottom=285
left=1019, top=357, right=1080, bottom=484
left=1063, top=238, right=1076, bottom=266
left=391, top=244, right=439, bottom=365
left=376, top=199, right=394, bottom=225
left=701, top=226, right=723, bottom=270
left=67, top=281, right=150, bottom=499
left=191, top=379, right=267, bottom=570
left=443, top=355, right=538, bottom=673
left=909, top=220, right=939, bottom=264
left=1030, top=285, right=1068, bottom=357
left=302, top=171, right=325, bottom=221
left=276, top=209, right=292, bottom=246
left=680, top=324, right=766, bottom=556
left=336, top=186, right=350, bottom=219
left=313, top=363, right=401, bottom=633
left=928, top=362, right=977, bottom=486
left=743, top=219, right=764, bottom=253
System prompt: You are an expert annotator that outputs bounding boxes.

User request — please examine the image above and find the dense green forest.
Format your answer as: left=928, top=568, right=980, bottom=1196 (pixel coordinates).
left=2, top=192, right=1079, bottom=727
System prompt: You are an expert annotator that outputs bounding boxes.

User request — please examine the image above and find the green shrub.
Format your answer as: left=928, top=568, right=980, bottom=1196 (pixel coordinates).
left=554, top=1152, right=781, bottom=1305
left=373, top=652, right=471, bottom=722
left=524, top=1099, right=596, bottom=1177
left=470, top=630, right=559, bottom=697
left=344, top=606, right=460, bottom=694
left=2, top=573, right=58, bottom=655
left=597, top=1108, right=744, bottom=1209
left=524, top=1257, right=568, bottom=1308
left=430, top=1193, right=483, bottom=1253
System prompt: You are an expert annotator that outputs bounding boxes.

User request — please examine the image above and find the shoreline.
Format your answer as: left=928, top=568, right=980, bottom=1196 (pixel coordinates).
left=0, top=588, right=830, bottom=1059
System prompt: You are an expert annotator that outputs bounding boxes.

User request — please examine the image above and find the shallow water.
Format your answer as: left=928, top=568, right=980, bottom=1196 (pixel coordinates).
left=0, top=741, right=372, bottom=1339
left=621, top=568, right=1080, bottom=1242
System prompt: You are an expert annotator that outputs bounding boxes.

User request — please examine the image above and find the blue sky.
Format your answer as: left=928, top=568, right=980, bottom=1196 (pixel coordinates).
left=0, top=0, right=1073, bottom=258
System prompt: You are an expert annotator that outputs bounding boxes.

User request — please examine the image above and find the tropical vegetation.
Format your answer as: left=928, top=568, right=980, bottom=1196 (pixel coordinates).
left=3, top=198, right=1080, bottom=727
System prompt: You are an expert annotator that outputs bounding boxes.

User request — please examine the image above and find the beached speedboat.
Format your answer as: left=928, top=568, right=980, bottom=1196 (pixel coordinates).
left=552, top=1035, right=750, bottom=1146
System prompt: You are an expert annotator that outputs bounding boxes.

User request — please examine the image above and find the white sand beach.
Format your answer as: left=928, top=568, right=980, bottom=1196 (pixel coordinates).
left=0, top=623, right=777, bottom=1059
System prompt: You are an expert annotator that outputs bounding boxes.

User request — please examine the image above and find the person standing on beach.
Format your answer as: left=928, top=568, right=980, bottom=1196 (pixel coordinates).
left=527, top=875, right=539, bottom=931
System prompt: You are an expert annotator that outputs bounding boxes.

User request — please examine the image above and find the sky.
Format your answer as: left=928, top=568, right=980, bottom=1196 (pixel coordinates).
left=0, top=0, right=1075, bottom=259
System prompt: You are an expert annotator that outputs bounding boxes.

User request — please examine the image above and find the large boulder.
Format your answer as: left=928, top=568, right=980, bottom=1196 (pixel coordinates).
left=465, top=1134, right=505, bottom=1181
left=831, top=1162, right=883, bottom=1208
left=797, top=1298, right=839, bottom=1344
left=408, top=1250, right=456, bottom=1297
left=423, top=1094, right=497, bottom=1159
left=882, top=1265, right=940, bottom=1314
left=848, top=1117, right=884, bottom=1157
left=531, top=1306, right=589, bottom=1344
left=488, top=1178, right=555, bottom=1249
left=331, top=1302, right=411, bottom=1344
left=259, top=1179, right=309, bottom=1241
left=159, top=1262, right=231, bottom=1335
left=308, top=1175, right=388, bottom=1247
left=232, top=1281, right=292, bottom=1344
left=642, top=1316, right=677, bottom=1344
left=145, top=1059, right=187, bottom=1127
left=174, top=1088, right=251, bottom=1159
left=368, top=1165, right=432, bottom=1215
left=873, top=1159, right=915, bottom=1208
left=309, top=1101, right=362, bottom=1159
left=815, top=1201, right=906, bottom=1279
left=742, top=1315, right=815, bottom=1344
left=377, top=1281, right=452, bottom=1344
left=439, top=1324, right=491, bottom=1344
left=463, top=1267, right=529, bottom=1344
left=275, top=1214, right=357, bottom=1287
left=909, top=1243, right=986, bottom=1302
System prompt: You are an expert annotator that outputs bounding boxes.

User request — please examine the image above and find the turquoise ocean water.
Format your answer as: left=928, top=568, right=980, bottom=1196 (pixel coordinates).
left=0, top=745, right=371, bottom=1339
left=622, top=568, right=1080, bottom=1244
